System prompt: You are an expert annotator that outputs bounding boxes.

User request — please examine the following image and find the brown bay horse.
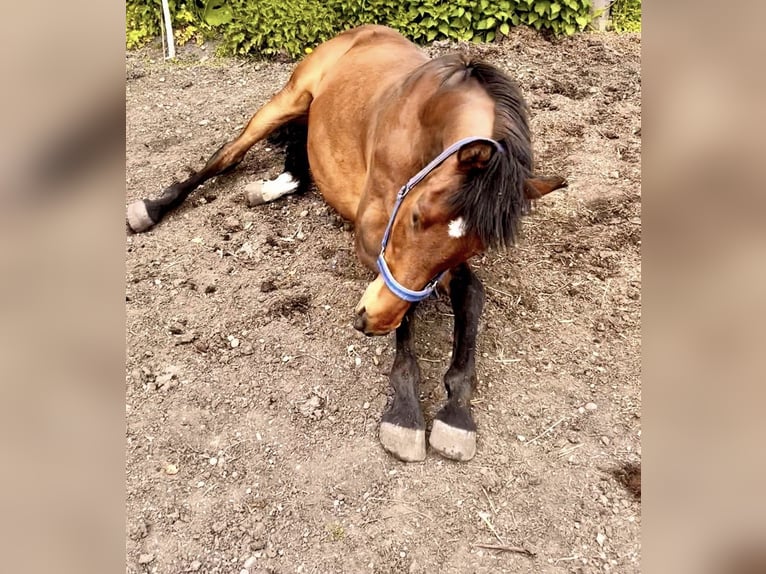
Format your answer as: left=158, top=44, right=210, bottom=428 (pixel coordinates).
left=127, top=25, right=566, bottom=462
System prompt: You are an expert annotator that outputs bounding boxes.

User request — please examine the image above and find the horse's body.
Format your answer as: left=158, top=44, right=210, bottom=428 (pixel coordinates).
left=127, top=25, right=566, bottom=461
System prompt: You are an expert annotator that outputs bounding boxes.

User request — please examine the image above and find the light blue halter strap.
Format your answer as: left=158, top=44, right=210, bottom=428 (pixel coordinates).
left=376, top=136, right=504, bottom=303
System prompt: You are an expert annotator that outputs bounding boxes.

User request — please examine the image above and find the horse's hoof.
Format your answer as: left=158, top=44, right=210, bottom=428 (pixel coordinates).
left=379, top=422, right=426, bottom=462
left=126, top=200, right=156, bottom=233
left=244, top=181, right=267, bottom=207
left=429, top=419, right=476, bottom=461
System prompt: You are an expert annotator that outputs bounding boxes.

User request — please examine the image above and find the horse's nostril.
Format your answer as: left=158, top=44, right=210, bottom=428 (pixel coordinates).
left=353, top=309, right=367, bottom=332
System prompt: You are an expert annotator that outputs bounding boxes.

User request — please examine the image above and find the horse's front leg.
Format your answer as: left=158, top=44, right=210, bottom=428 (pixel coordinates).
left=430, top=263, right=484, bottom=461
left=379, top=306, right=426, bottom=462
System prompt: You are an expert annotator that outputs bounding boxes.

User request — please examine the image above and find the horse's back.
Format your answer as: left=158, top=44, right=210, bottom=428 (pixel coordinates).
left=300, top=26, right=428, bottom=220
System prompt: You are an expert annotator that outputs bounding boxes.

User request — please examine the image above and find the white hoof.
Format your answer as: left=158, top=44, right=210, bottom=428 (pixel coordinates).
left=126, top=200, right=155, bottom=233
left=379, top=422, right=426, bottom=462
left=429, top=419, right=476, bottom=461
left=245, top=172, right=299, bottom=207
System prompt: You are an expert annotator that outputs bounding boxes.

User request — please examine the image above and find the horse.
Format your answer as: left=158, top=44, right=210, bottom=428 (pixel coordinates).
left=127, top=25, right=567, bottom=462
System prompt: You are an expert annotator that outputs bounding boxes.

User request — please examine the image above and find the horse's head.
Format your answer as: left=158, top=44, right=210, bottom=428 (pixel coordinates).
left=354, top=137, right=567, bottom=336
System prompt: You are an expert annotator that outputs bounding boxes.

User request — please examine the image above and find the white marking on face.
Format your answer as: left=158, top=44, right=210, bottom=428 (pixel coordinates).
left=448, top=217, right=466, bottom=238
left=260, top=172, right=299, bottom=202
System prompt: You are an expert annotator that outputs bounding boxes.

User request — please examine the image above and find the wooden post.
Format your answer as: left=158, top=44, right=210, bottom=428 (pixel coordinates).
left=591, top=0, right=610, bottom=32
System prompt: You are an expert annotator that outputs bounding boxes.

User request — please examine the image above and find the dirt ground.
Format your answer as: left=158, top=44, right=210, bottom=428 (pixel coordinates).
left=126, top=27, right=641, bottom=574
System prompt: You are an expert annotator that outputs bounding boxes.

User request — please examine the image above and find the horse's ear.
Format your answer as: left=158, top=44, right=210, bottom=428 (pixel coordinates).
left=524, top=175, right=568, bottom=200
left=457, top=141, right=496, bottom=172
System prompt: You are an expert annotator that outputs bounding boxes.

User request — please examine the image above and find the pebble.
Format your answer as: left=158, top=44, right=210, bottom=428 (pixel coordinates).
left=164, top=463, right=179, bottom=475
left=300, top=210, right=309, bottom=217
left=363, top=401, right=370, bottom=410
left=169, top=323, right=184, bottom=334
left=138, top=553, right=155, bottom=564
left=244, top=556, right=258, bottom=568
left=180, top=332, right=198, bottom=344
left=223, top=216, right=241, bottom=231
left=241, top=344, right=254, bottom=355
left=601, top=436, right=611, bottom=446
left=585, top=402, right=598, bottom=411
left=211, top=520, right=226, bottom=534
left=189, top=560, right=202, bottom=571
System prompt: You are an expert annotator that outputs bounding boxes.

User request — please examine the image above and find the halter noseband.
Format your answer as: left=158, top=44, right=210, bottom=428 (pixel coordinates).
left=376, top=136, right=504, bottom=303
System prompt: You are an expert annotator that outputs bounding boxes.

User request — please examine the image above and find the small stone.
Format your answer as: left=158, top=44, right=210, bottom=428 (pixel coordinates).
left=189, top=560, right=202, bottom=571
left=209, top=457, right=218, bottom=465
left=211, top=520, right=226, bottom=534
left=601, top=436, right=611, bottom=446
left=260, top=280, right=277, bottom=293
left=355, top=357, right=362, bottom=367
left=300, top=210, right=309, bottom=217
left=372, top=356, right=379, bottom=366
left=164, top=463, right=179, bottom=475
left=363, top=401, right=370, bottom=410
left=169, top=323, right=184, bottom=334
left=241, top=344, right=254, bottom=355
left=244, top=556, right=258, bottom=568
left=199, top=119, right=210, bottom=126
left=175, top=333, right=197, bottom=345
left=585, top=402, right=598, bottom=411
left=596, top=532, right=606, bottom=546
left=194, top=340, right=209, bottom=352
left=517, top=435, right=526, bottom=442
left=266, top=548, right=277, bottom=558
left=204, top=284, right=217, bottom=294
left=138, top=553, right=155, bottom=564
left=223, top=216, right=241, bottom=231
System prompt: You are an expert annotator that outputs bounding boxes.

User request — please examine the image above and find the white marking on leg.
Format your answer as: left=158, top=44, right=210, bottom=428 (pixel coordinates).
left=448, top=217, right=466, bottom=238
left=260, top=172, right=299, bottom=202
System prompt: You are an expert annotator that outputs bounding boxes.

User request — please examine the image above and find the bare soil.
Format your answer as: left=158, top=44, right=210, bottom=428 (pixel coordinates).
left=126, top=28, right=641, bottom=574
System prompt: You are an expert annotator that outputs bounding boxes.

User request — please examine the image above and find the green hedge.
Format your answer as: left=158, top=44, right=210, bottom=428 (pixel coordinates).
left=610, top=0, right=641, bottom=32
left=126, top=0, right=597, bottom=57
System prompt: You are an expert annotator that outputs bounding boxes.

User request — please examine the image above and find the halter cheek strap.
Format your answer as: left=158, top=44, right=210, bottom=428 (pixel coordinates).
left=377, top=136, right=504, bottom=303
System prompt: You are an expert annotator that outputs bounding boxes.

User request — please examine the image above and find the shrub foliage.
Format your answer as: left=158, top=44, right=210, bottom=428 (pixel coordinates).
left=126, top=0, right=600, bottom=57
left=609, top=0, right=641, bottom=33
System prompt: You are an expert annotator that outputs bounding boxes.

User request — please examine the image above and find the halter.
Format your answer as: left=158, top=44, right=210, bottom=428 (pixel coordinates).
left=376, top=136, right=504, bottom=303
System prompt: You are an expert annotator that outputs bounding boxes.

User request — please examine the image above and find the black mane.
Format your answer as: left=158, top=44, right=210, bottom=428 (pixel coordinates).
left=427, top=55, right=534, bottom=250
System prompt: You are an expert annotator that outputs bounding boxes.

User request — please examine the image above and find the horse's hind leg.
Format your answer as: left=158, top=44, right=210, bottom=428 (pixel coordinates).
left=379, top=308, right=426, bottom=462
left=429, top=264, right=484, bottom=461
left=126, top=81, right=313, bottom=233
left=244, top=120, right=310, bottom=207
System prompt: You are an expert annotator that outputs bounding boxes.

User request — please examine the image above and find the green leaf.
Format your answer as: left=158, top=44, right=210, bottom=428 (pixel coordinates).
left=202, top=0, right=233, bottom=26
left=485, top=30, right=495, bottom=42
left=534, top=1, right=550, bottom=16
left=438, top=22, right=449, bottom=35
left=499, top=22, right=510, bottom=35
left=550, top=2, right=561, bottom=14
left=575, top=14, right=589, bottom=27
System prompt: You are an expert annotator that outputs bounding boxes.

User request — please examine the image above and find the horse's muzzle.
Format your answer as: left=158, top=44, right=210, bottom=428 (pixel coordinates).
left=353, top=306, right=395, bottom=336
